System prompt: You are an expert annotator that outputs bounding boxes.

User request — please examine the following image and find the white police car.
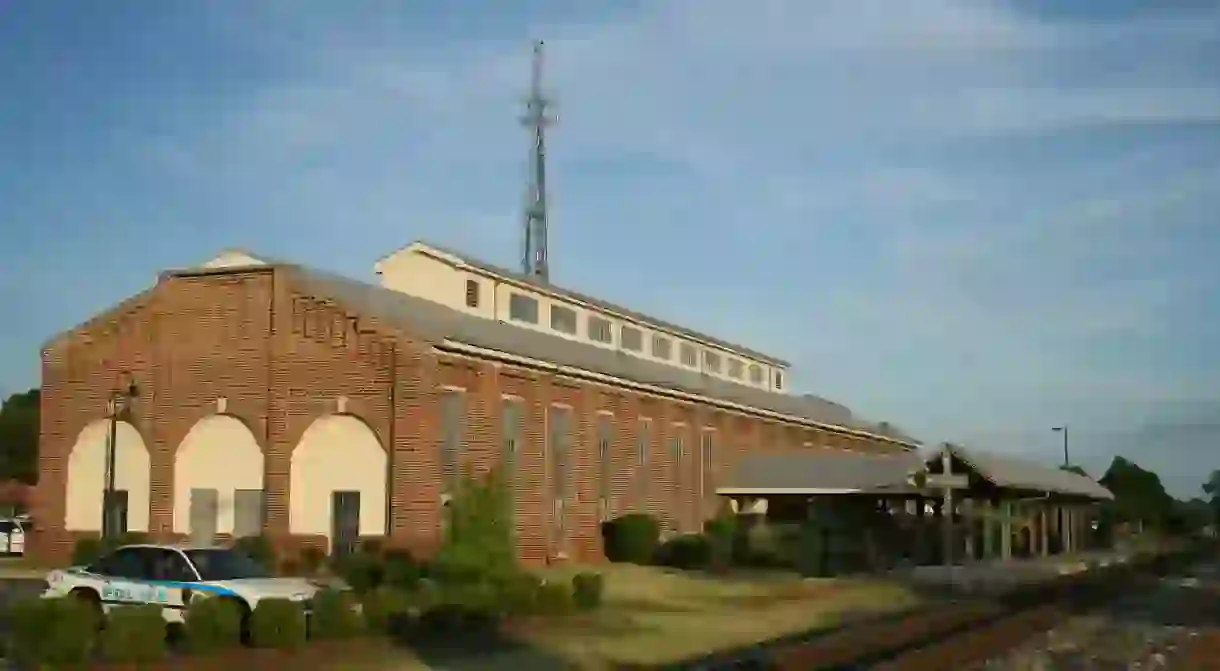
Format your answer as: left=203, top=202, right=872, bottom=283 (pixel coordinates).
left=41, top=543, right=328, bottom=624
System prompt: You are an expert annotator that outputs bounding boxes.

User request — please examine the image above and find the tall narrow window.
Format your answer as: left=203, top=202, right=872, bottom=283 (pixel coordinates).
left=700, top=431, right=715, bottom=519
left=500, top=398, right=522, bottom=497
left=439, top=391, right=465, bottom=492
left=671, top=432, right=685, bottom=529
left=548, top=405, right=571, bottom=539
left=465, top=279, right=480, bottom=308
left=597, top=414, right=613, bottom=520
left=637, top=419, right=651, bottom=501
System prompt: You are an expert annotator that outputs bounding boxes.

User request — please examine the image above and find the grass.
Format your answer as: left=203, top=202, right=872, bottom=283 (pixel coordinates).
left=0, top=555, right=50, bottom=579
left=513, top=563, right=922, bottom=668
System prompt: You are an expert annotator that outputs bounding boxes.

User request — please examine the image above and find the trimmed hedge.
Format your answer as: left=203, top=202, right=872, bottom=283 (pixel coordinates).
left=100, top=604, right=167, bottom=664
left=359, top=585, right=413, bottom=635
left=248, top=598, right=307, bottom=650
left=5, top=596, right=98, bottom=667
left=602, top=513, right=661, bottom=564
left=310, top=589, right=363, bottom=639
left=184, top=595, right=245, bottom=653
left=656, top=533, right=712, bottom=569
left=534, top=580, right=574, bottom=615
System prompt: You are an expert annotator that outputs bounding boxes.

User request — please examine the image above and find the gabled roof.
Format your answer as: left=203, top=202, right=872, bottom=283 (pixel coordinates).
left=936, top=444, right=1113, bottom=500
left=180, top=254, right=916, bottom=446
left=719, top=451, right=926, bottom=494
left=378, top=241, right=791, bottom=368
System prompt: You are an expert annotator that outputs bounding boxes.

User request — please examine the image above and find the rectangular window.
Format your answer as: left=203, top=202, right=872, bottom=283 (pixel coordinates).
left=774, top=370, right=784, bottom=390
left=728, top=359, right=744, bottom=380
left=501, top=398, right=522, bottom=495
left=651, top=335, right=672, bottom=360
left=548, top=405, right=571, bottom=536
left=439, top=391, right=465, bottom=490
left=597, top=414, right=613, bottom=520
left=588, top=315, right=613, bottom=344
left=700, top=431, right=715, bottom=516
left=233, top=489, right=264, bottom=538
left=621, top=325, right=643, bottom=352
left=680, top=343, right=698, bottom=367
left=703, top=350, right=722, bottom=374
left=637, top=419, right=650, bottom=466
left=550, top=305, right=577, bottom=335
left=465, top=279, right=479, bottom=308
left=749, top=364, right=764, bottom=384
left=509, top=293, right=538, bottom=324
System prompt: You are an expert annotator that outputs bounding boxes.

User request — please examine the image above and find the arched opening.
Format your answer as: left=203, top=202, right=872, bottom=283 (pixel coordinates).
left=173, top=415, right=264, bottom=544
left=65, top=420, right=150, bottom=533
left=289, top=415, right=386, bottom=554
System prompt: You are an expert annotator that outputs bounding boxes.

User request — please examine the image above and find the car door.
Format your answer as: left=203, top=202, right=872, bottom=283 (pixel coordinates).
left=94, top=547, right=158, bottom=607
left=146, top=548, right=198, bottom=615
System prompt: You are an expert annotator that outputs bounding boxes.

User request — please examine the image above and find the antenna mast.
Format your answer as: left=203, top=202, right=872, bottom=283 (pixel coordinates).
left=521, top=40, right=553, bottom=281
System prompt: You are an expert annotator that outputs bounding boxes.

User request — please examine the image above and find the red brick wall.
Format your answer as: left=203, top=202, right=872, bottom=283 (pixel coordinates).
left=33, top=265, right=911, bottom=566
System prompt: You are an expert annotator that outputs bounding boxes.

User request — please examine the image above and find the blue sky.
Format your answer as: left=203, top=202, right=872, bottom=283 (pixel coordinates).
left=2, top=1, right=1218, bottom=495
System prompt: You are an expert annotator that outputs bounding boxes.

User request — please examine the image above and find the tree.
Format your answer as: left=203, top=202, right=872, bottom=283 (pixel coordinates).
left=1202, top=469, right=1220, bottom=528
left=0, top=388, right=39, bottom=485
left=1099, top=456, right=1175, bottom=531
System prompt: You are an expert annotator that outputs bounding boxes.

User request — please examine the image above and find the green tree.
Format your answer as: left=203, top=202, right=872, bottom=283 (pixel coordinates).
left=1099, top=456, right=1175, bottom=531
left=430, top=468, right=518, bottom=583
left=1201, top=469, right=1220, bottom=528
left=0, top=388, right=39, bottom=484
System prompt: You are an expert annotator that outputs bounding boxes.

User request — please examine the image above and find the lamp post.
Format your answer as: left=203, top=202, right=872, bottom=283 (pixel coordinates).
left=103, top=373, right=139, bottom=540
left=1051, top=426, right=1069, bottom=468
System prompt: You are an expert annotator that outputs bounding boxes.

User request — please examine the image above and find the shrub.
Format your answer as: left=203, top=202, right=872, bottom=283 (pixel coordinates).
left=337, top=551, right=384, bottom=594
left=656, top=534, right=712, bottom=570
left=184, top=595, right=244, bottom=653
left=534, top=579, right=574, bottom=616
left=704, top=512, right=738, bottom=569
left=71, top=537, right=107, bottom=566
left=100, top=604, right=167, bottom=664
left=359, top=537, right=385, bottom=556
left=232, top=535, right=276, bottom=572
left=382, top=549, right=421, bottom=589
left=430, top=470, right=519, bottom=587
left=360, top=585, right=413, bottom=635
left=602, top=513, right=660, bottom=564
left=5, top=596, right=97, bottom=667
left=248, top=598, right=307, bottom=650
left=310, top=589, right=363, bottom=639
left=571, top=572, right=605, bottom=611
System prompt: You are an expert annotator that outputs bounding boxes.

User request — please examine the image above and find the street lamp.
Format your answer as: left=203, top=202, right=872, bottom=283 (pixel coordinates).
left=103, top=373, right=139, bottom=539
left=1051, top=426, right=1069, bottom=468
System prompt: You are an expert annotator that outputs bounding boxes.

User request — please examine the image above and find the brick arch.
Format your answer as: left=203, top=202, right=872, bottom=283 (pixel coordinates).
left=64, top=418, right=151, bottom=533
left=171, top=414, right=265, bottom=537
left=288, top=413, right=388, bottom=550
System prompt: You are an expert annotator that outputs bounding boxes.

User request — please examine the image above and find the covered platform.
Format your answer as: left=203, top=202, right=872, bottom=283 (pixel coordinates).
left=717, top=442, right=1114, bottom=571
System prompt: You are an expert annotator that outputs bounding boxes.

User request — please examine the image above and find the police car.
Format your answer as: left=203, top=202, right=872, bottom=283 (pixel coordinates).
left=41, top=543, right=331, bottom=624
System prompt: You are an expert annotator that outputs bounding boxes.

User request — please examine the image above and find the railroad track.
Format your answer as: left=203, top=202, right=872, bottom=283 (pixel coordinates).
left=664, top=545, right=1214, bottom=671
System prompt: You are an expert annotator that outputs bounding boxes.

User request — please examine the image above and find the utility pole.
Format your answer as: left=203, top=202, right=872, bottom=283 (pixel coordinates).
left=1052, top=426, right=1069, bottom=468
left=102, top=373, right=139, bottom=540
left=521, top=40, right=554, bottom=281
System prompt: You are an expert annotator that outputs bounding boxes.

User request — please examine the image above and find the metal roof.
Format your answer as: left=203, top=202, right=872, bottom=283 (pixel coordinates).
left=387, top=241, right=792, bottom=367
left=185, top=258, right=914, bottom=445
left=936, top=444, right=1113, bottom=500
left=719, top=451, right=926, bottom=493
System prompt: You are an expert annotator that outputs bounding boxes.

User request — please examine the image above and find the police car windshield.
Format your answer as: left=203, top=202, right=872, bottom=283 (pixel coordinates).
left=185, top=549, right=270, bottom=581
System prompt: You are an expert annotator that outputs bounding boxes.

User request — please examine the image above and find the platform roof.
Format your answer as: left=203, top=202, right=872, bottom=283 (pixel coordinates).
left=717, top=451, right=926, bottom=495
left=936, top=444, right=1113, bottom=501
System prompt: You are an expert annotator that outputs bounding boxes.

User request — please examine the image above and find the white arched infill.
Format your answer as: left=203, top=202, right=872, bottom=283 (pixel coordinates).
left=65, top=419, right=150, bottom=533
left=172, top=415, right=265, bottom=539
left=289, top=415, right=387, bottom=551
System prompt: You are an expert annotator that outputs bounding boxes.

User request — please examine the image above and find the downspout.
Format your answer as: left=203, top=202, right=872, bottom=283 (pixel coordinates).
left=386, top=341, right=397, bottom=541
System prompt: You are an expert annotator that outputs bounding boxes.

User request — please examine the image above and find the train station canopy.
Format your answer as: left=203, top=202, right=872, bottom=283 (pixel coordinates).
left=718, top=443, right=1113, bottom=501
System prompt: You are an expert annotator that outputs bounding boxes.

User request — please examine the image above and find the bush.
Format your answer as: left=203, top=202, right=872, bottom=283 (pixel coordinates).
left=704, top=512, right=738, bottom=569
left=232, top=535, right=276, bottom=572
left=571, top=572, right=605, bottom=611
left=430, top=470, right=519, bottom=586
left=71, top=537, right=107, bottom=566
left=359, top=538, right=385, bottom=556
left=534, top=580, right=574, bottom=615
left=336, top=551, right=384, bottom=594
left=602, top=513, right=661, bottom=564
left=360, top=585, right=413, bottom=635
left=310, top=589, right=363, bottom=639
left=5, top=596, right=98, bottom=667
left=496, top=573, right=543, bottom=616
left=382, top=549, right=421, bottom=589
left=184, top=595, right=244, bottom=653
left=100, top=604, right=167, bottom=664
left=248, top=598, right=307, bottom=650
left=656, top=534, right=712, bottom=569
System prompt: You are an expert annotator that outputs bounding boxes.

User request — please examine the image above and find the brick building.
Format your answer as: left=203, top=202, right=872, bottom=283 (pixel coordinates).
left=32, top=241, right=918, bottom=566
